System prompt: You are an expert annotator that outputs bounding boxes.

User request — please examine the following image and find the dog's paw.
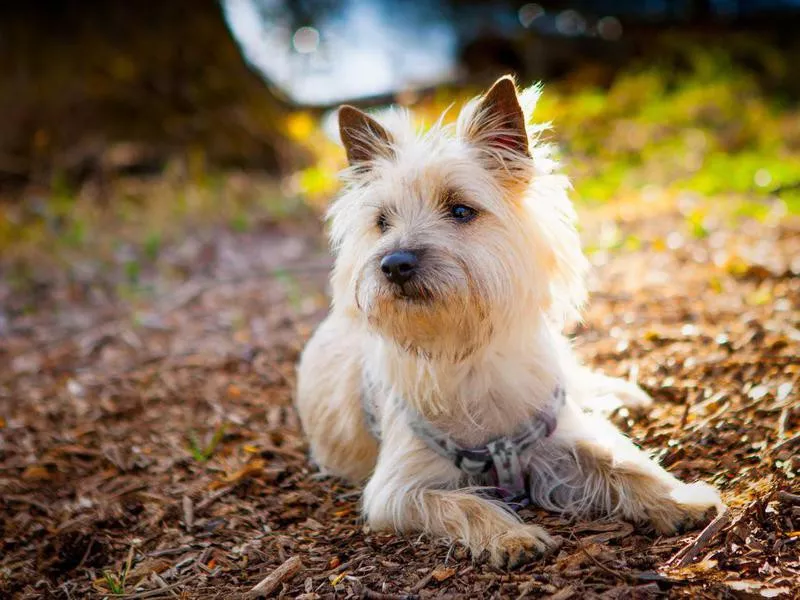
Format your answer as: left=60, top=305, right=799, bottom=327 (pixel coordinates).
left=611, top=379, right=654, bottom=412
left=588, top=374, right=654, bottom=416
left=647, top=481, right=723, bottom=534
left=486, top=525, right=560, bottom=569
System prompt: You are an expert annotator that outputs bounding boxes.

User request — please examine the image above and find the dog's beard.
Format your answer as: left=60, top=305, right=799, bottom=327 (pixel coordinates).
left=356, top=267, right=493, bottom=361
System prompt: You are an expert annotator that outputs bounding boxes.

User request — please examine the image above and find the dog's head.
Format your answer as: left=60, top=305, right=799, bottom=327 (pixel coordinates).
left=328, top=76, right=587, bottom=360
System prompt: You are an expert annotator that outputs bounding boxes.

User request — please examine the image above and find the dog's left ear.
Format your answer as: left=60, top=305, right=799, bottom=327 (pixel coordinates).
left=463, top=76, right=531, bottom=168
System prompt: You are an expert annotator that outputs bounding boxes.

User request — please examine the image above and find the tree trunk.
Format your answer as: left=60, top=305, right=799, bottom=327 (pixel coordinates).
left=0, top=0, right=302, bottom=190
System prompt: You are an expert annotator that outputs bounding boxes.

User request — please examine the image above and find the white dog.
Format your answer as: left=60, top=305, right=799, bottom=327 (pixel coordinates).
left=295, top=76, right=722, bottom=568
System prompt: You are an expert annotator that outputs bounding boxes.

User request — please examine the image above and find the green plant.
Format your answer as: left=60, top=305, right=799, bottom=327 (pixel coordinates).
left=188, top=423, right=227, bottom=463
left=102, top=546, right=134, bottom=595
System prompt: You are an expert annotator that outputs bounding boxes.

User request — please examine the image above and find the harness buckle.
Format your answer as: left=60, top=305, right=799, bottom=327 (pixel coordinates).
left=454, top=449, right=494, bottom=475
left=486, top=438, right=527, bottom=500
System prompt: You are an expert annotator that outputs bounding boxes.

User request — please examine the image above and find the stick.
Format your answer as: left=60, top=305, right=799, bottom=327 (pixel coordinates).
left=410, top=571, right=435, bottom=593
left=777, top=491, right=800, bottom=505
left=181, top=495, right=194, bottom=530
left=773, top=431, right=800, bottom=453
left=777, top=406, right=790, bottom=439
left=544, top=587, right=576, bottom=600
left=668, top=507, right=730, bottom=567
left=577, top=541, right=628, bottom=581
left=5, top=494, right=54, bottom=516
left=195, top=486, right=235, bottom=512
left=117, top=581, right=186, bottom=599
left=246, top=556, right=302, bottom=598
left=360, top=589, right=419, bottom=600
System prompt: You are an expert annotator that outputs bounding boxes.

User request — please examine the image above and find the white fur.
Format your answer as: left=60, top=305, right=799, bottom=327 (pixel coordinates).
left=296, top=77, right=723, bottom=568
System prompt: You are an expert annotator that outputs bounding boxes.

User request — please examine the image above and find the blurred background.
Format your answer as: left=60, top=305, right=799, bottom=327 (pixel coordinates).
left=2, top=1, right=800, bottom=272
left=1, top=0, right=800, bottom=320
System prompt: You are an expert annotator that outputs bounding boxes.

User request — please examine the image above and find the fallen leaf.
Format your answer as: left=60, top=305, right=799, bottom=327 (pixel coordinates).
left=431, top=566, right=456, bottom=582
left=22, top=465, right=52, bottom=481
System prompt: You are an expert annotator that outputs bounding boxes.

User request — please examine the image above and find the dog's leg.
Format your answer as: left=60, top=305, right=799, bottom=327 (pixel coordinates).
left=362, top=412, right=558, bottom=568
left=579, top=368, right=654, bottom=414
left=555, top=339, right=653, bottom=415
left=296, top=315, right=378, bottom=483
left=529, top=402, right=722, bottom=533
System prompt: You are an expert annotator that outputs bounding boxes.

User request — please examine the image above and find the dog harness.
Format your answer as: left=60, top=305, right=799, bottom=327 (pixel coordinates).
left=361, top=382, right=566, bottom=510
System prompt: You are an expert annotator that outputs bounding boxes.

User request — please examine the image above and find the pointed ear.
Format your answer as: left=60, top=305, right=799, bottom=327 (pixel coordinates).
left=338, top=105, right=394, bottom=167
left=465, top=76, right=530, bottom=160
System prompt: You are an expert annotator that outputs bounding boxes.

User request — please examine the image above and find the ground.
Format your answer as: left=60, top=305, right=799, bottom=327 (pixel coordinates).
left=1, top=186, right=798, bottom=599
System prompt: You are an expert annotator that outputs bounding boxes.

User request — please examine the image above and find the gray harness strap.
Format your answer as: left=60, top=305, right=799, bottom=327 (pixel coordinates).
left=361, top=382, right=566, bottom=510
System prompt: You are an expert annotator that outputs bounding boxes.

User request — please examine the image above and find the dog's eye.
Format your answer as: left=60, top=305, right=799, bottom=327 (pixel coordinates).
left=449, top=204, right=477, bottom=223
left=377, top=213, right=389, bottom=233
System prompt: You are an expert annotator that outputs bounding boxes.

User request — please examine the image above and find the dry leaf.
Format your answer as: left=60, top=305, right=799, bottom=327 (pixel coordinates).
left=431, top=566, right=456, bottom=582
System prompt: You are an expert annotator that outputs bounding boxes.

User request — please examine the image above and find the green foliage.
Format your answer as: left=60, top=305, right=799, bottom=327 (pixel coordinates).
left=288, top=38, right=800, bottom=217
left=229, top=211, right=251, bottom=233
left=102, top=571, right=125, bottom=595
left=143, top=232, right=161, bottom=261
left=101, top=546, right=134, bottom=595
left=188, top=424, right=227, bottom=463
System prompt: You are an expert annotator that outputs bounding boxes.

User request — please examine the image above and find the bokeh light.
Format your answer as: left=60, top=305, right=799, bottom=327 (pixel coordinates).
left=597, top=16, right=622, bottom=41
left=292, top=26, right=320, bottom=54
left=518, top=3, right=543, bottom=28
left=555, top=9, right=586, bottom=36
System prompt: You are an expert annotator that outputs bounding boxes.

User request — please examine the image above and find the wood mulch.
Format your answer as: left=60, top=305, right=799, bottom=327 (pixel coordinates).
left=1, top=199, right=798, bottom=599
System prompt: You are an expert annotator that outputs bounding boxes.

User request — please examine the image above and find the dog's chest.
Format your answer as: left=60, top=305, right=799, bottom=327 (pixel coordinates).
left=366, top=353, right=556, bottom=439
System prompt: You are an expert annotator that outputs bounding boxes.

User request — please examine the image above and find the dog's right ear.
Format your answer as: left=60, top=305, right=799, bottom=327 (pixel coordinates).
left=338, top=105, right=394, bottom=167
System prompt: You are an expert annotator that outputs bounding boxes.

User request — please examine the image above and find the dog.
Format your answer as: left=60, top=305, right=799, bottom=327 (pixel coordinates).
left=295, top=76, right=722, bottom=568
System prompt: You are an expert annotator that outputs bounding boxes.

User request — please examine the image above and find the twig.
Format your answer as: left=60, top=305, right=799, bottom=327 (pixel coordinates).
left=195, top=486, right=236, bottom=512
left=110, top=482, right=149, bottom=499
left=668, top=507, right=730, bottom=567
left=76, top=535, right=96, bottom=570
left=361, top=589, right=419, bottom=600
left=777, top=491, right=800, bottom=505
left=777, top=405, right=790, bottom=439
left=149, top=572, right=179, bottom=598
left=773, top=431, right=800, bottom=454
left=577, top=542, right=627, bottom=581
left=569, top=531, right=629, bottom=582
left=635, top=571, right=682, bottom=585
left=410, top=570, right=435, bottom=593
left=111, top=581, right=186, bottom=598
left=146, top=545, right=195, bottom=558
left=181, top=495, right=194, bottom=530
left=543, top=587, right=576, bottom=600
left=5, top=494, right=54, bottom=516
left=246, top=556, right=303, bottom=598
left=690, top=401, right=730, bottom=433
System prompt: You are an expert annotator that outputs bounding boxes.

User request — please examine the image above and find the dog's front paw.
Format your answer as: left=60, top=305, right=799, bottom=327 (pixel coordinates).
left=486, top=525, right=559, bottom=569
left=648, top=481, right=723, bottom=534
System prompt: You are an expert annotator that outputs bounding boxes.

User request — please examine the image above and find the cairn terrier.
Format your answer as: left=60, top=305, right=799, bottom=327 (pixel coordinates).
left=296, top=76, right=722, bottom=568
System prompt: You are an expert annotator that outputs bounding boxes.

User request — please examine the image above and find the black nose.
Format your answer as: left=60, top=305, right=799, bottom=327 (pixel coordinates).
left=380, top=250, right=419, bottom=285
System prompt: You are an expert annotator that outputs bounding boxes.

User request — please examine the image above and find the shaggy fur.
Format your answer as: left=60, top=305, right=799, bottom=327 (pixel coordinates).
left=295, top=76, right=723, bottom=568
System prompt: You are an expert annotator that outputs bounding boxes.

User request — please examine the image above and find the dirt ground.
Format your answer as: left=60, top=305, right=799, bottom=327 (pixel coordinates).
left=1, top=195, right=798, bottom=599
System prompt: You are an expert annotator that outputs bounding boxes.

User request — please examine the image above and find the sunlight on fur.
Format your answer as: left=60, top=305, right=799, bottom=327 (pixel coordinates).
left=296, top=75, right=723, bottom=569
